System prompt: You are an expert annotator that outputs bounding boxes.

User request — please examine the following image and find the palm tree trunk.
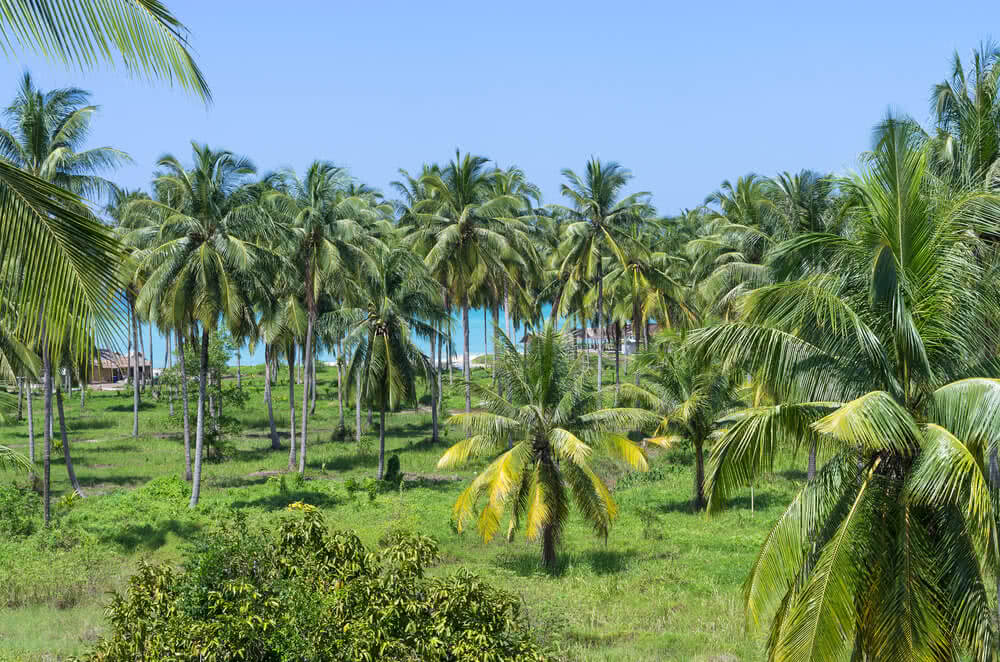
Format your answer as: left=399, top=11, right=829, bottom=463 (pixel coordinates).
left=484, top=307, right=488, bottom=372
left=288, top=347, right=297, bottom=470
left=299, top=305, right=314, bottom=475
left=336, top=341, right=345, bottom=434
left=236, top=348, right=241, bottom=389
left=694, top=439, right=706, bottom=510
left=79, top=371, right=85, bottom=409
left=43, top=348, right=52, bottom=525
left=448, top=332, right=454, bottom=387
left=189, top=326, right=209, bottom=508
left=17, top=377, right=22, bottom=421
left=505, top=283, right=512, bottom=339
left=265, top=345, right=279, bottom=450
left=355, top=367, right=362, bottom=442
left=437, top=327, right=444, bottom=415
left=462, top=294, right=471, bottom=413
left=26, top=380, right=34, bottom=463
left=177, top=330, right=192, bottom=481
left=368, top=402, right=373, bottom=427
left=166, top=332, right=174, bottom=416
left=633, top=304, right=641, bottom=386
left=377, top=400, right=386, bottom=480
left=807, top=436, right=818, bottom=480
left=596, top=262, right=604, bottom=394
left=131, top=300, right=140, bottom=437
left=148, top=322, right=154, bottom=398
left=542, top=523, right=557, bottom=569
left=56, top=386, right=84, bottom=497
left=431, top=327, right=439, bottom=442
left=614, top=320, right=621, bottom=400
left=137, top=319, right=145, bottom=394
left=310, top=350, right=317, bottom=416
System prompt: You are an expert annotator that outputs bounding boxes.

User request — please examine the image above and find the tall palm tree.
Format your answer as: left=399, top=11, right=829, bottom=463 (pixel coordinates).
left=0, top=0, right=207, bottom=479
left=342, top=238, right=442, bottom=479
left=439, top=321, right=659, bottom=568
left=691, top=120, right=1000, bottom=660
left=555, top=159, right=651, bottom=395
left=264, top=162, right=383, bottom=473
left=413, top=151, right=532, bottom=413
left=135, top=143, right=270, bottom=508
left=926, top=42, right=1000, bottom=188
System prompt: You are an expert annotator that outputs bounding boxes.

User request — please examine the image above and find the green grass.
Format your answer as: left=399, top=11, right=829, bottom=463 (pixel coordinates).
left=0, top=360, right=805, bottom=661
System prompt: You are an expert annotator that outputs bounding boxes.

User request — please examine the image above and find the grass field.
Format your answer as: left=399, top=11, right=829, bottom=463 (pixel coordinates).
left=0, top=359, right=805, bottom=661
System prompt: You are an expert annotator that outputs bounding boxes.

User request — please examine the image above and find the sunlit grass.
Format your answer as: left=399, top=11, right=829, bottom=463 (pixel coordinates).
left=0, top=360, right=804, bottom=660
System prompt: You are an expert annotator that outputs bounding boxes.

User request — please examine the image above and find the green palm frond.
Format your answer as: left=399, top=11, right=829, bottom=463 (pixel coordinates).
left=0, top=0, right=211, bottom=100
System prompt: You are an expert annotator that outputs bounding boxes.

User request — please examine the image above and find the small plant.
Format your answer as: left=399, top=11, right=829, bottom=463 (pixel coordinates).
left=385, top=454, right=401, bottom=483
left=292, top=472, right=305, bottom=489
left=356, top=435, right=374, bottom=458
left=363, top=477, right=377, bottom=503
left=57, top=491, right=81, bottom=512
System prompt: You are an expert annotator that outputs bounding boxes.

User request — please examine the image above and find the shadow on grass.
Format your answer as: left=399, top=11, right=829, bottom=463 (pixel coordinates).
left=229, top=488, right=341, bottom=511
left=105, top=401, right=158, bottom=413
left=780, top=468, right=807, bottom=481
left=105, top=518, right=202, bottom=552
left=494, top=547, right=640, bottom=578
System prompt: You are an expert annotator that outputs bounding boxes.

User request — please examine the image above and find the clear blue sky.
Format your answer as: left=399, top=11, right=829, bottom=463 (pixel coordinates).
left=0, top=1, right=990, bottom=363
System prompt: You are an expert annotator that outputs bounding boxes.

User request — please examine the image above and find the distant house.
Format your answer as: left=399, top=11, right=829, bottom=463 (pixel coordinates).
left=91, top=349, right=151, bottom=384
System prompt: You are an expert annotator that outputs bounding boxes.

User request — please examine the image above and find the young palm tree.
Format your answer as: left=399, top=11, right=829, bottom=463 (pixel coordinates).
left=555, top=159, right=651, bottom=395
left=135, top=143, right=270, bottom=508
left=621, top=332, right=737, bottom=509
left=690, top=119, right=1000, bottom=660
left=342, top=239, right=442, bottom=480
left=439, top=321, right=659, bottom=568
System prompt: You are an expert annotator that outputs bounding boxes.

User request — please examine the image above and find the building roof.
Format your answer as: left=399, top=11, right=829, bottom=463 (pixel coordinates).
left=94, top=349, right=151, bottom=370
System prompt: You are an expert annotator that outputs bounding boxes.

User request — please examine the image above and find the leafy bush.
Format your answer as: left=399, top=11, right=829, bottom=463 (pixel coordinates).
left=0, top=482, right=39, bottom=539
left=82, top=504, right=547, bottom=661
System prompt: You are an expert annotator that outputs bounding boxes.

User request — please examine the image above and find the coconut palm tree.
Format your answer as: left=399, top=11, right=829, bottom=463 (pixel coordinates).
left=134, top=143, right=271, bottom=508
left=555, top=159, right=651, bottom=395
left=342, top=238, right=442, bottom=480
left=439, top=320, right=660, bottom=568
left=621, top=331, right=737, bottom=509
left=263, top=162, right=384, bottom=473
left=412, top=151, right=532, bottom=413
left=925, top=42, right=1000, bottom=188
left=690, top=119, right=1000, bottom=660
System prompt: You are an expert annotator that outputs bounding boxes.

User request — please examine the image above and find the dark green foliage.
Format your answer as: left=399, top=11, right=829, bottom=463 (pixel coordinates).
left=83, top=505, right=546, bottom=661
left=386, top=453, right=401, bottom=482
left=0, top=482, right=39, bottom=539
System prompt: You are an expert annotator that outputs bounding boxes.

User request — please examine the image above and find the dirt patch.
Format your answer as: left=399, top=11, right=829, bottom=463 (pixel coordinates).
left=402, top=472, right=461, bottom=483
left=246, top=470, right=283, bottom=479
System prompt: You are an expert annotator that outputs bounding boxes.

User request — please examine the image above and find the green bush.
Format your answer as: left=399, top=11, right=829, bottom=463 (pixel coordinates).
left=0, top=482, right=40, bottom=539
left=82, top=504, right=547, bottom=661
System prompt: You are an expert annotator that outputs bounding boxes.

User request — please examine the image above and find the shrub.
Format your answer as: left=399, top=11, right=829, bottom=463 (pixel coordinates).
left=0, top=482, right=40, bottom=539
left=385, top=454, right=401, bottom=483
left=83, top=505, right=547, bottom=661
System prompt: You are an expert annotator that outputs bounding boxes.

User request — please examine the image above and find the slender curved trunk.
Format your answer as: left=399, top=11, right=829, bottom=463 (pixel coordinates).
left=265, top=345, right=279, bottom=450
left=131, top=300, right=140, bottom=437
left=336, top=342, right=345, bottom=434
left=189, top=326, right=209, bottom=508
left=148, top=322, right=154, bottom=398
left=614, top=320, right=621, bottom=401
left=137, top=319, right=145, bottom=394
left=368, top=402, right=373, bottom=427
left=437, top=329, right=444, bottom=417
left=596, top=260, right=603, bottom=395
left=56, top=386, right=84, bottom=497
left=693, top=439, right=706, bottom=510
left=310, top=351, right=317, bottom=416
left=166, top=333, right=174, bottom=416
left=542, top=522, right=557, bottom=569
left=355, top=367, right=362, bottom=442
left=448, top=333, right=454, bottom=387
left=27, top=380, right=35, bottom=463
left=633, top=304, right=641, bottom=386
left=807, top=436, right=818, bottom=481
left=177, top=330, right=192, bottom=481
left=288, top=348, right=297, bottom=470
left=300, top=280, right=315, bottom=474
left=430, top=327, right=438, bottom=442
left=43, top=348, right=52, bottom=525
left=377, top=400, right=386, bottom=480
left=462, top=294, right=471, bottom=413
